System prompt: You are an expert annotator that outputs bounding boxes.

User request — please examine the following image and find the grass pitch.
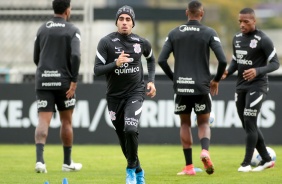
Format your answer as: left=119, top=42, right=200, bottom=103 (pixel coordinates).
left=0, top=144, right=281, bottom=184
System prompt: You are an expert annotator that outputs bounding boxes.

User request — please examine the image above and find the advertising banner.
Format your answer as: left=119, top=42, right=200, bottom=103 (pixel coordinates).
left=0, top=81, right=280, bottom=144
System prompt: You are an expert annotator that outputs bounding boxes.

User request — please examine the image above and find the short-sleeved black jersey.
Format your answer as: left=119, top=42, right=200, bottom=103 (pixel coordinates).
left=227, top=29, right=280, bottom=92
left=34, top=17, right=81, bottom=90
left=94, top=32, right=155, bottom=98
left=158, top=20, right=227, bottom=95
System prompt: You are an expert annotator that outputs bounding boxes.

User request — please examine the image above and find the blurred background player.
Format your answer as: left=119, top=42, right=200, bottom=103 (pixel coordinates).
left=94, top=5, right=156, bottom=184
left=34, top=0, right=82, bottom=173
left=158, top=0, right=227, bottom=175
left=221, top=8, right=279, bottom=172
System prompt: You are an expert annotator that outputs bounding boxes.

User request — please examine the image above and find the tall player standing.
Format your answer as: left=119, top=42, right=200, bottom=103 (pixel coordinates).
left=158, top=0, right=227, bottom=176
left=33, top=0, right=82, bottom=173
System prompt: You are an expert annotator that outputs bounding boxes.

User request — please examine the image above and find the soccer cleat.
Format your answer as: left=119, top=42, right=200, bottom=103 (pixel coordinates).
left=177, top=164, right=196, bottom=175
left=238, top=165, right=252, bottom=172
left=136, top=170, right=145, bottom=184
left=126, top=168, right=137, bottom=184
left=252, top=160, right=275, bottom=172
left=35, top=162, right=47, bottom=173
left=62, top=161, right=82, bottom=172
left=200, top=149, right=214, bottom=175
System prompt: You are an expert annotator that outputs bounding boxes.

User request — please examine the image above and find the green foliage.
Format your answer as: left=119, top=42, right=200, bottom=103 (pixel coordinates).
left=0, top=144, right=281, bottom=184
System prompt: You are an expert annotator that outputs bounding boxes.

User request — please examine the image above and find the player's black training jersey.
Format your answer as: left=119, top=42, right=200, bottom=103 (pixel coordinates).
left=158, top=20, right=226, bottom=95
left=227, top=29, right=279, bottom=92
left=94, top=32, right=155, bottom=98
left=34, top=17, right=81, bottom=90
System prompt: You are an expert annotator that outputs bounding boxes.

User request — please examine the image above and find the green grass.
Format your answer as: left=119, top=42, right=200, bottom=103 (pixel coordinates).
left=0, top=144, right=281, bottom=184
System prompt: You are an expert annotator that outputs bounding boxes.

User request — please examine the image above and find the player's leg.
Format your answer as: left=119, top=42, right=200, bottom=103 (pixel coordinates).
left=194, top=94, right=214, bottom=175
left=246, top=91, right=274, bottom=171
left=236, top=92, right=253, bottom=172
left=174, top=95, right=195, bottom=175
left=35, top=90, right=55, bottom=173
left=56, top=90, right=82, bottom=171
left=124, top=97, right=144, bottom=183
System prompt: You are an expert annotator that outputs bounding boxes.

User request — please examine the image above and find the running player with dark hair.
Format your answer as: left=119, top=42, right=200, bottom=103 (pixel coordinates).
left=94, top=5, right=156, bottom=184
left=158, top=0, right=227, bottom=176
left=34, top=0, right=82, bottom=173
left=222, top=7, right=279, bottom=172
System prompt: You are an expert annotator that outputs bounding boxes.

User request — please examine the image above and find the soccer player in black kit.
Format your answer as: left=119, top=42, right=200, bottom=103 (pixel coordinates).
left=158, top=1, right=227, bottom=175
left=222, top=8, right=279, bottom=172
left=33, top=0, right=82, bottom=173
left=94, top=5, right=156, bottom=184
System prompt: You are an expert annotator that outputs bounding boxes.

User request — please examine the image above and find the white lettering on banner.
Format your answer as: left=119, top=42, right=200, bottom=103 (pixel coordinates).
left=0, top=99, right=276, bottom=130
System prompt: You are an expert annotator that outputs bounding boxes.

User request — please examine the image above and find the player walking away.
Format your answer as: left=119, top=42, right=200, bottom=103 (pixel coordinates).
left=94, top=5, right=156, bottom=184
left=221, top=8, right=279, bottom=172
left=158, top=0, right=227, bottom=175
left=34, top=0, right=82, bottom=173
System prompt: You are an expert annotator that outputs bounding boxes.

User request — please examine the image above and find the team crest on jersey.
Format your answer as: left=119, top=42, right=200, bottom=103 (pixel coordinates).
left=249, top=39, right=258, bottom=48
left=109, top=111, right=116, bottom=121
left=133, top=43, right=141, bottom=54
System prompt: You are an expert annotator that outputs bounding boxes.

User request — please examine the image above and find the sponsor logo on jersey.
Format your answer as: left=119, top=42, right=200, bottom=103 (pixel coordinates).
left=235, top=33, right=243, bottom=37
left=37, top=100, right=48, bottom=108
left=176, top=77, right=195, bottom=84
left=254, top=35, right=261, bottom=41
left=46, top=21, right=65, bottom=28
left=195, top=103, right=206, bottom=112
left=235, top=40, right=241, bottom=48
left=177, top=88, right=194, bottom=93
left=235, top=50, right=253, bottom=65
left=175, top=104, right=186, bottom=112
left=112, top=38, right=120, bottom=42
left=131, top=37, right=140, bottom=41
left=42, top=70, right=61, bottom=77
left=115, top=46, right=122, bottom=54
left=109, top=111, right=116, bottom=121
left=244, top=108, right=257, bottom=117
left=42, top=82, right=62, bottom=87
left=133, top=43, right=141, bottom=54
left=65, top=99, right=76, bottom=108
left=115, top=62, right=139, bottom=75
left=179, top=25, right=200, bottom=32
left=250, top=39, right=258, bottom=48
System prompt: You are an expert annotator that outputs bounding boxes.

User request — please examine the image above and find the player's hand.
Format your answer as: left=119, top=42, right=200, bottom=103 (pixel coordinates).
left=66, top=82, right=77, bottom=99
left=243, top=68, right=256, bottom=81
left=116, top=51, right=130, bottom=67
left=210, top=80, right=219, bottom=96
left=146, top=82, right=156, bottom=98
left=221, top=70, right=228, bottom=80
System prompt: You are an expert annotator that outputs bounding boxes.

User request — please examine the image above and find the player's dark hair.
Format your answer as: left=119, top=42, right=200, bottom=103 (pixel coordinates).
left=52, top=0, right=71, bottom=14
left=188, top=0, right=202, bottom=15
left=240, top=8, right=255, bottom=15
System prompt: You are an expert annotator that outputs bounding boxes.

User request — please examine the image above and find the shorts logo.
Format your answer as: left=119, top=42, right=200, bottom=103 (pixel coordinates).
left=37, top=100, right=48, bottom=108
left=64, top=99, right=76, bottom=108
left=109, top=111, right=116, bottom=121
left=175, top=104, right=186, bottom=112
left=244, top=108, right=257, bottom=117
left=195, top=103, right=206, bottom=112
left=125, top=117, right=138, bottom=126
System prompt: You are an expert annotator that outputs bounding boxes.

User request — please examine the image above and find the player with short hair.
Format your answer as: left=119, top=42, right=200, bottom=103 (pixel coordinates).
left=158, top=0, right=227, bottom=175
left=222, top=8, right=279, bottom=172
left=94, top=5, right=156, bottom=184
left=33, top=0, right=82, bottom=173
